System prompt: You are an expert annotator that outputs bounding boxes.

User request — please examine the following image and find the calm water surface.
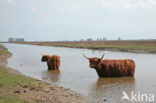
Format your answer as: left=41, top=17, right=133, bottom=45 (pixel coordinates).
left=2, top=43, right=156, bottom=103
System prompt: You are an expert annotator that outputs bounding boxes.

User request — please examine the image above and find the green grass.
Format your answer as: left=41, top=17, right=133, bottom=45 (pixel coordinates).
left=0, top=67, right=37, bottom=103
left=0, top=95, right=31, bottom=103
left=0, top=45, right=8, bottom=55
left=0, top=68, right=35, bottom=89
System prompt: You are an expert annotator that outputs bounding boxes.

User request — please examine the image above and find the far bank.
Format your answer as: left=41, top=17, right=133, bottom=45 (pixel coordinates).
left=9, top=40, right=156, bottom=53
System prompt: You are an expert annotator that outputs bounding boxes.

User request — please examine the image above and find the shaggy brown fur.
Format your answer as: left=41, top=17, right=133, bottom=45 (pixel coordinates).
left=41, top=55, right=60, bottom=70
left=83, top=54, right=135, bottom=77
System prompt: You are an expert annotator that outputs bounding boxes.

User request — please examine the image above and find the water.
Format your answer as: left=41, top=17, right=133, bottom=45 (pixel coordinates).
left=2, top=43, right=156, bottom=103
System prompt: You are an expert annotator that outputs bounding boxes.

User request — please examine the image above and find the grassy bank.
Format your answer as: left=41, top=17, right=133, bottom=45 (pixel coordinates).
left=0, top=45, right=88, bottom=103
left=0, top=68, right=36, bottom=103
left=0, top=45, right=36, bottom=103
left=13, top=40, right=156, bottom=53
left=0, top=45, right=9, bottom=55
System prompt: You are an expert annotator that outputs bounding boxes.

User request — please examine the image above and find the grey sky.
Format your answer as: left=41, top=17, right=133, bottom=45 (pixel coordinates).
left=0, top=0, right=156, bottom=41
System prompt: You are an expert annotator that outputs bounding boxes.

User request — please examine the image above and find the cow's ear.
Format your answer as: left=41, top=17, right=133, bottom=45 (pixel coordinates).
left=97, top=59, right=101, bottom=64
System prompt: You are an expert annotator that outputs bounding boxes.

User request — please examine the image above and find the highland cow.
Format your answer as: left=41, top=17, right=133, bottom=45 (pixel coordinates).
left=41, top=54, right=60, bottom=70
left=83, top=53, right=135, bottom=77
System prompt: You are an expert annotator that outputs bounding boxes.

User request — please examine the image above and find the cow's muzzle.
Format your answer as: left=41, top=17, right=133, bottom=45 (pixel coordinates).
left=89, top=65, right=94, bottom=68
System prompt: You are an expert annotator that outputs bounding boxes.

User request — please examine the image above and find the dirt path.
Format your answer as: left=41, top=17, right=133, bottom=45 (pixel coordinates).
left=0, top=46, right=93, bottom=103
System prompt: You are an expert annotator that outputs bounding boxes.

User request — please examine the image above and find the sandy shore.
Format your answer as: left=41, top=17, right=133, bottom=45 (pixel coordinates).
left=0, top=46, right=93, bottom=103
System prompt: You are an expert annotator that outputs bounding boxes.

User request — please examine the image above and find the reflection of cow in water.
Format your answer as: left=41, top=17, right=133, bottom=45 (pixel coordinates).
left=83, top=53, right=135, bottom=77
left=41, top=55, right=60, bottom=70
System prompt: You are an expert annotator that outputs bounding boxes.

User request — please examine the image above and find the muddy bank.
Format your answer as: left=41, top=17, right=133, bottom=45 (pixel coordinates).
left=0, top=45, right=93, bottom=103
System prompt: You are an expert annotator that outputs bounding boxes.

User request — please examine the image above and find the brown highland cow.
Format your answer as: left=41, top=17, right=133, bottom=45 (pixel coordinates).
left=41, top=54, right=60, bottom=70
left=83, top=53, right=135, bottom=77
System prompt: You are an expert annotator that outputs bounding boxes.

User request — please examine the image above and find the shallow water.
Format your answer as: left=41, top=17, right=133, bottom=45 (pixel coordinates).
left=2, top=43, right=156, bottom=103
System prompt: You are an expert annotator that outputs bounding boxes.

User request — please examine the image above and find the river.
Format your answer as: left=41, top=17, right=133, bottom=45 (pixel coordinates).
left=2, top=43, right=156, bottom=103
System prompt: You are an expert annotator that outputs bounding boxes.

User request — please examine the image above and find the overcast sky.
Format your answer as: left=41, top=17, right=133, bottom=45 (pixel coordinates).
left=0, top=0, right=156, bottom=41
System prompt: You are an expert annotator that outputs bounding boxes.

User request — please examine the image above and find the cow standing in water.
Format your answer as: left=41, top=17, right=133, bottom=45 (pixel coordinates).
left=41, top=55, right=60, bottom=70
left=83, top=53, right=135, bottom=77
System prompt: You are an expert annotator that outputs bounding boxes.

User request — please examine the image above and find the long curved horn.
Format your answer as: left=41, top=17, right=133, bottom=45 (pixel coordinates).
left=82, top=54, right=89, bottom=59
left=100, top=53, right=105, bottom=59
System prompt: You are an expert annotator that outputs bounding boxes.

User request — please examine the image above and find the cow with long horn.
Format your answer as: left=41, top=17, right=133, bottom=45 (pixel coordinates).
left=83, top=53, right=135, bottom=77
left=41, top=54, right=60, bottom=70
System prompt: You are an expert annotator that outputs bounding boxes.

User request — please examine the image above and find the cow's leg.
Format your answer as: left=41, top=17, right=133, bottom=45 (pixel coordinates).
left=55, top=62, right=57, bottom=70
left=54, top=61, right=59, bottom=70
left=47, top=63, right=51, bottom=70
left=56, top=62, right=58, bottom=70
left=53, top=64, right=56, bottom=70
left=51, top=61, right=56, bottom=70
left=131, top=68, right=135, bottom=76
left=51, top=65, right=53, bottom=70
left=52, top=62, right=55, bottom=70
left=128, top=68, right=133, bottom=76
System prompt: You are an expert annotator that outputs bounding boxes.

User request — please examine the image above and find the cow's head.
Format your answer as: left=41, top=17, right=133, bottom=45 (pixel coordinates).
left=41, top=55, right=49, bottom=62
left=83, top=53, right=105, bottom=69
